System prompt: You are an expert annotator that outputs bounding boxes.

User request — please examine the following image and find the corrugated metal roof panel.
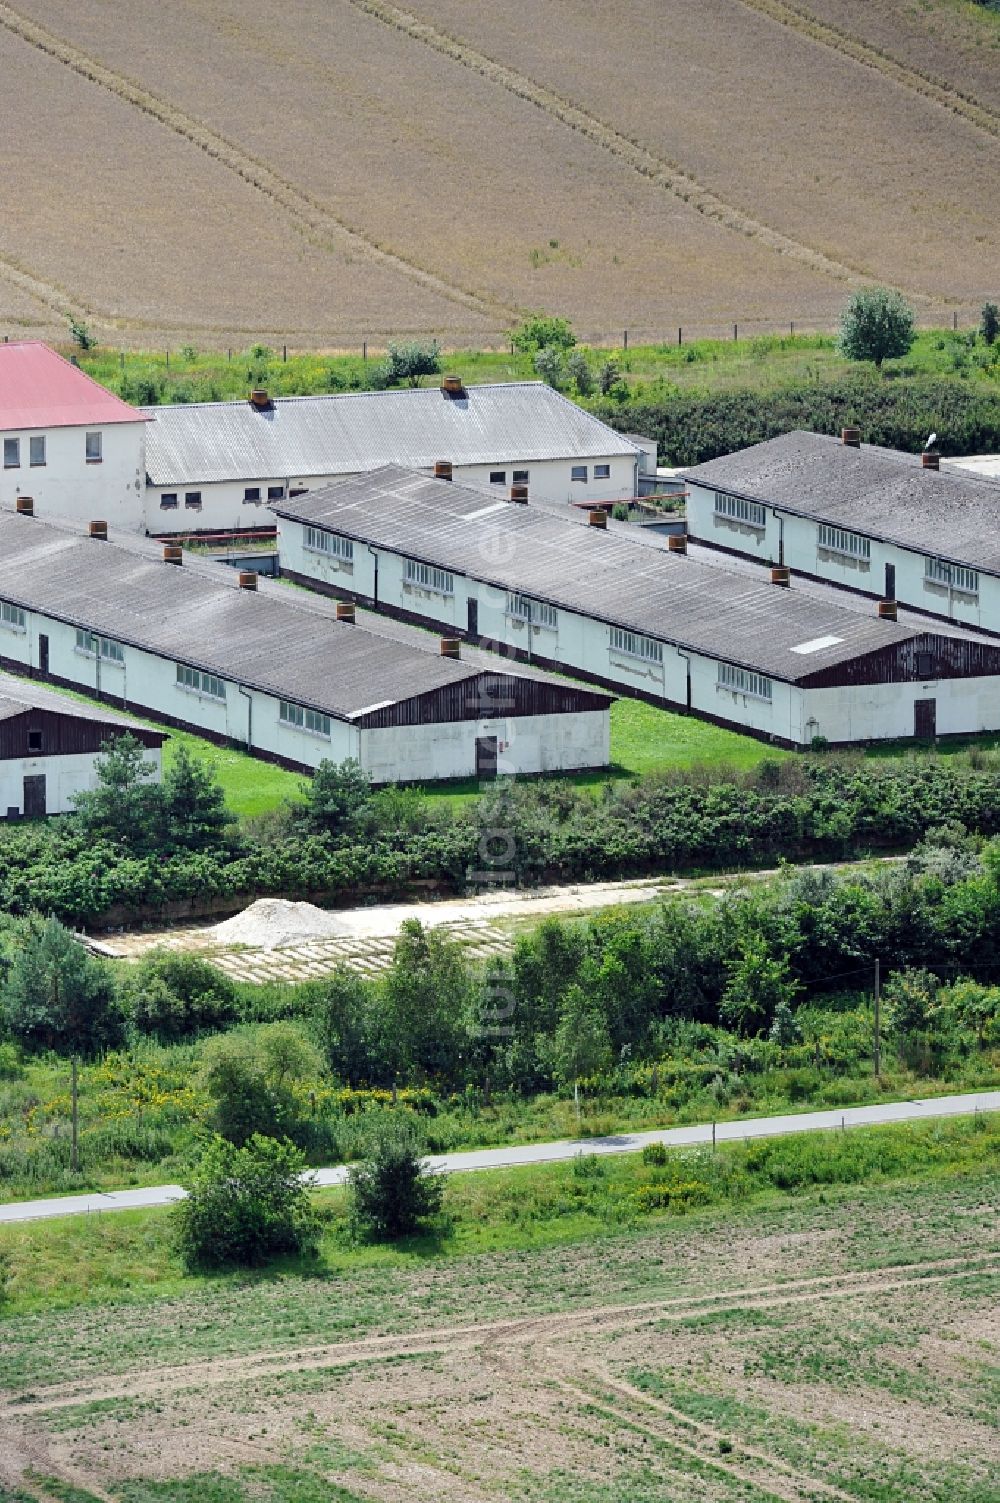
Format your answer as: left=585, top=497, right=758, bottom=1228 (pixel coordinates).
left=0, top=671, right=165, bottom=737
left=684, top=431, right=1000, bottom=575
left=274, top=466, right=1000, bottom=683
left=142, top=382, right=640, bottom=486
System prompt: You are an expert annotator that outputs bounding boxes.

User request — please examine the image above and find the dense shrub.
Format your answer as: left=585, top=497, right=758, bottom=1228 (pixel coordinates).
left=122, top=950, right=240, bottom=1042
left=348, top=1117, right=444, bottom=1241
left=173, top=1134, right=319, bottom=1270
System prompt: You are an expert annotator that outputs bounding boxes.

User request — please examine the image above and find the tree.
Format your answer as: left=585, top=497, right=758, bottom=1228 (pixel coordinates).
left=720, top=941, right=799, bottom=1037
left=882, top=967, right=938, bottom=1062
left=1, top=915, right=122, bottom=1055
left=944, top=978, right=999, bottom=1049
left=72, top=733, right=162, bottom=852
left=565, top=350, right=594, bottom=396
left=68, top=317, right=96, bottom=351
left=122, top=948, right=239, bottom=1042
left=347, top=1117, right=443, bottom=1241
left=315, top=967, right=377, bottom=1086
left=298, top=758, right=372, bottom=837
left=553, top=983, right=612, bottom=1105
left=377, top=920, right=471, bottom=1083
left=981, top=302, right=1000, bottom=347
left=769, top=997, right=801, bottom=1049
left=173, top=1134, right=319, bottom=1270
left=838, top=286, right=915, bottom=370
left=159, top=744, right=230, bottom=851
left=509, top=314, right=576, bottom=356
left=533, top=346, right=565, bottom=388
left=383, top=340, right=441, bottom=386
left=598, top=358, right=626, bottom=400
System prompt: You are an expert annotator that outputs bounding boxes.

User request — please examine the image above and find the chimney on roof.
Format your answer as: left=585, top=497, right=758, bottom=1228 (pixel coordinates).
left=336, top=600, right=356, bottom=624
left=509, top=484, right=529, bottom=504
left=89, top=520, right=108, bottom=541
left=922, top=450, right=941, bottom=471
left=878, top=599, right=898, bottom=621
left=249, top=387, right=272, bottom=411
left=238, top=570, right=258, bottom=591
left=441, top=374, right=465, bottom=398
left=587, top=509, right=608, bottom=529
left=434, top=460, right=453, bottom=481
left=668, top=533, right=688, bottom=554
left=841, top=427, right=862, bottom=448
left=163, top=544, right=183, bottom=565
left=440, top=637, right=461, bottom=659
left=15, top=496, right=34, bottom=516
left=770, top=564, right=791, bottom=587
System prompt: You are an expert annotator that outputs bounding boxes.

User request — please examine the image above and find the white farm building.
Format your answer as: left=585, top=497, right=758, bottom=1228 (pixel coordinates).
left=0, top=672, right=164, bottom=819
left=683, top=431, right=1000, bottom=637
left=141, top=378, right=645, bottom=533
left=274, top=465, right=1000, bottom=747
left=0, top=505, right=610, bottom=784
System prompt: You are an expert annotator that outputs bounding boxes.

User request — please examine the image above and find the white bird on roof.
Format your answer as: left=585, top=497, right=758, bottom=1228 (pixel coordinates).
left=925, top=432, right=938, bottom=451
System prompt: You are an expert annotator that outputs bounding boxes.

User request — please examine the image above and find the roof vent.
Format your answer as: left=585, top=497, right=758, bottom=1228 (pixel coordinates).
left=588, top=509, right=608, bottom=529
left=249, top=387, right=272, bottom=411
left=878, top=599, right=898, bottom=620
left=15, top=496, right=34, bottom=516
left=433, top=460, right=453, bottom=481
left=336, top=601, right=356, bottom=624
left=668, top=533, right=688, bottom=554
left=89, top=520, right=108, bottom=540
left=922, top=450, right=941, bottom=471
left=509, top=484, right=529, bottom=504
left=842, top=427, right=862, bottom=448
left=441, top=374, right=465, bottom=398
left=440, top=637, right=461, bottom=659
left=163, top=544, right=183, bottom=565
left=238, top=570, right=258, bottom=591
left=770, top=564, right=791, bottom=587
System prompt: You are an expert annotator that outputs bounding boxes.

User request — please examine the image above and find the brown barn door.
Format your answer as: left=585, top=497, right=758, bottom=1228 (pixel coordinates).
left=475, top=735, right=498, bottom=780
left=38, top=634, right=49, bottom=675
left=22, top=774, right=46, bottom=817
left=914, top=699, right=936, bottom=739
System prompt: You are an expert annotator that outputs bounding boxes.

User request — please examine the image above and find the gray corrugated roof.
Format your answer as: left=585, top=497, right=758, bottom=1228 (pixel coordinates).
left=0, top=511, right=607, bottom=721
left=274, top=466, right=1000, bottom=683
left=142, top=382, right=640, bottom=487
left=683, top=431, right=1000, bottom=574
left=0, top=671, right=165, bottom=740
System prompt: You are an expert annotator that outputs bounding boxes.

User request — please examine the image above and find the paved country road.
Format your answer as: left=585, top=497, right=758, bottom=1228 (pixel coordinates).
left=1, top=1089, right=997, bottom=1226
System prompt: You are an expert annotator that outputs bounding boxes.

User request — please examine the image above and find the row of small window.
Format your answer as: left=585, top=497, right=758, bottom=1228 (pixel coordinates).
left=305, top=526, right=354, bottom=560
left=75, top=629, right=124, bottom=663
left=279, top=700, right=331, bottom=738
left=506, top=592, right=557, bottom=630
left=718, top=663, right=773, bottom=700
left=159, top=485, right=287, bottom=511
left=489, top=469, right=530, bottom=485
left=714, top=490, right=765, bottom=528
left=925, top=557, right=979, bottom=595
left=176, top=664, right=226, bottom=699
left=4, top=433, right=102, bottom=468
left=818, top=523, right=870, bottom=561
left=404, top=559, right=454, bottom=595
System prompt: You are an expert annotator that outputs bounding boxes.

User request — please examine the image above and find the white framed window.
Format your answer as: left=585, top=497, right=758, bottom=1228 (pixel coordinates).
left=184, top=491, right=202, bottom=510
left=718, top=662, right=772, bottom=700
left=3, top=438, right=19, bottom=469
left=160, top=493, right=178, bottom=509
left=610, top=626, right=662, bottom=664
left=404, top=558, right=454, bottom=595
left=279, top=700, right=331, bottom=738
left=925, top=557, right=978, bottom=596
left=29, top=436, right=46, bottom=467
left=571, top=465, right=588, bottom=482
left=714, top=490, right=765, bottom=528
left=244, top=486, right=261, bottom=502
left=490, top=470, right=506, bottom=484
left=267, top=485, right=285, bottom=500
left=176, top=664, right=226, bottom=700
left=817, top=523, right=870, bottom=560
left=0, top=600, right=26, bottom=632
left=506, top=591, right=557, bottom=630
left=85, top=431, right=102, bottom=463
left=512, top=470, right=529, bottom=484
left=304, top=526, right=353, bottom=561
left=75, top=629, right=124, bottom=664
left=595, top=464, right=611, bottom=479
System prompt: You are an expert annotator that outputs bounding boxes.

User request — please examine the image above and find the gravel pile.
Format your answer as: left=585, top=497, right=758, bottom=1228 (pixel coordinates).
left=209, top=898, right=351, bottom=950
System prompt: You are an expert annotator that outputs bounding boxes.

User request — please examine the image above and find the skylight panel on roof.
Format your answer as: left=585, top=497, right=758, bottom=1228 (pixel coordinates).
left=790, top=635, right=844, bottom=655
left=461, top=501, right=511, bottom=521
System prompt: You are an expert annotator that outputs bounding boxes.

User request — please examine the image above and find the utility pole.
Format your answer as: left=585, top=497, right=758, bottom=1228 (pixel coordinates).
left=71, top=1055, right=79, bottom=1174
left=873, top=957, right=881, bottom=1079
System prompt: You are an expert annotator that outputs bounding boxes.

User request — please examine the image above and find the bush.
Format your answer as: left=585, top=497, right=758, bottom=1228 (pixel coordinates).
left=981, top=302, right=999, bottom=347
left=173, top=1134, right=319, bottom=1270
left=510, top=314, right=576, bottom=355
left=123, top=950, right=239, bottom=1042
left=348, top=1117, right=444, bottom=1240
left=641, top=1141, right=669, bottom=1167
left=838, top=286, right=915, bottom=369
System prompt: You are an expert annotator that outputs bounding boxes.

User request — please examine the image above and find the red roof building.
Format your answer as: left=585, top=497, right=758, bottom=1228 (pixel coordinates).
left=0, top=341, right=145, bottom=432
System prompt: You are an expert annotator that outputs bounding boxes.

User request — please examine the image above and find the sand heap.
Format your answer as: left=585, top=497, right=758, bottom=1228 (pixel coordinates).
left=208, top=898, right=350, bottom=950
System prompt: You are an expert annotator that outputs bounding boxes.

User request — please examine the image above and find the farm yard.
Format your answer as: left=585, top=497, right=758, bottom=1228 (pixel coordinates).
left=0, top=1129, right=997, bottom=1502
left=0, top=0, right=998, bottom=347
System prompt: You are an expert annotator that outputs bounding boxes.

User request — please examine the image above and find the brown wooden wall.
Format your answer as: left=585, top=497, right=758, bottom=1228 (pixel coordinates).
left=0, top=707, right=164, bottom=761
left=799, top=635, right=1000, bottom=689
left=356, top=673, right=611, bottom=729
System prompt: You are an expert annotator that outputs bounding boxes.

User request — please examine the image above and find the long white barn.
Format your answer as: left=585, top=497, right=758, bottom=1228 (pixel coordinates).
left=274, top=466, right=1000, bottom=747
left=0, top=507, right=611, bottom=783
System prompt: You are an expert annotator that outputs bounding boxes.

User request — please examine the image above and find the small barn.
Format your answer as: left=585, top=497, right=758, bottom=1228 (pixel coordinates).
left=0, top=673, right=165, bottom=818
